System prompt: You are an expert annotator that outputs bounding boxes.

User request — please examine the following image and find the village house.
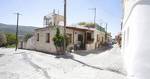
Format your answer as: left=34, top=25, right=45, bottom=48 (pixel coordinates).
left=19, top=12, right=110, bottom=54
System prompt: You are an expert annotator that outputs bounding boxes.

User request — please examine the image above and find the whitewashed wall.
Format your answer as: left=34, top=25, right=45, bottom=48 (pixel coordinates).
left=122, top=0, right=150, bottom=79
left=26, top=37, right=35, bottom=50
left=34, top=27, right=63, bottom=53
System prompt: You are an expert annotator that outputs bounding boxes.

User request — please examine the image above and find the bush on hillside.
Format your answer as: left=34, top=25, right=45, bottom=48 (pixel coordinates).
left=0, top=32, right=7, bottom=47
left=5, top=33, right=16, bottom=46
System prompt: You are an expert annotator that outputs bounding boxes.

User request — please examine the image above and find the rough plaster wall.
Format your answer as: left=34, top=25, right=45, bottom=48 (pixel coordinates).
left=86, top=30, right=106, bottom=50
left=122, top=0, right=150, bottom=79
left=34, top=28, right=56, bottom=53
left=26, top=37, right=35, bottom=50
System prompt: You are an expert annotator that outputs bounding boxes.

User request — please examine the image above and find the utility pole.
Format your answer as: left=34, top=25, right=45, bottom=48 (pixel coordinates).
left=89, top=8, right=96, bottom=27
left=89, top=8, right=96, bottom=49
left=53, top=9, right=56, bottom=26
left=105, top=23, right=108, bottom=44
left=14, top=13, right=21, bottom=51
left=94, top=8, right=96, bottom=27
left=64, top=0, right=67, bottom=53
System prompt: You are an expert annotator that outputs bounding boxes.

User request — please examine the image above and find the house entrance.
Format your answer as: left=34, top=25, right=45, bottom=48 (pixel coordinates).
left=77, top=34, right=85, bottom=50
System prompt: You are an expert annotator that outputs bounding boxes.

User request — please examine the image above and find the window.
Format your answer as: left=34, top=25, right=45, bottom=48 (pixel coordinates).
left=78, top=34, right=83, bottom=41
left=102, top=37, right=104, bottom=43
left=46, top=33, right=50, bottom=43
left=87, top=32, right=94, bottom=41
left=97, top=34, right=100, bottom=41
left=37, top=33, right=39, bottom=41
left=87, top=32, right=92, bottom=40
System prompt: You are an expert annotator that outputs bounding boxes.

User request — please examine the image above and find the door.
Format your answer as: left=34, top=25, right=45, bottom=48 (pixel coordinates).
left=78, top=34, right=85, bottom=49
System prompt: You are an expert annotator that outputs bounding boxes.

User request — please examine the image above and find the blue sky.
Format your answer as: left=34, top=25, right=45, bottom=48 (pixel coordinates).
left=0, top=0, right=122, bottom=37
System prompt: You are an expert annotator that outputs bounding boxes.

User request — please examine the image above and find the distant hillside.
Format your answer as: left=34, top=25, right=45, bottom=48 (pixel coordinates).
left=0, top=23, right=38, bottom=35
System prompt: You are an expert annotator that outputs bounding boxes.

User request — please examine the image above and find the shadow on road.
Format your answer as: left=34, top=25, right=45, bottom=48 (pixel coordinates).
left=22, top=53, right=51, bottom=79
left=55, top=52, right=126, bottom=76
left=72, top=58, right=104, bottom=70
left=0, top=54, right=4, bottom=57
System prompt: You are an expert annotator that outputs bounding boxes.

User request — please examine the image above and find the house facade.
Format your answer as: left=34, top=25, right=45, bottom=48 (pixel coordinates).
left=19, top=12, right=109, bottom=53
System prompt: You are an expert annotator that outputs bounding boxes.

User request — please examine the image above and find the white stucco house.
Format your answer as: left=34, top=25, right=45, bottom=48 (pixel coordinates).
left=122, top=0, right=150, bottom=79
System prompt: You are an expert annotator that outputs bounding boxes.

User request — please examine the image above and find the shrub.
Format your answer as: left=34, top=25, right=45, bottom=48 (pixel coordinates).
left=53, top=28, right=64, bottom=54
left=5, top=33, right=16, bottom=45
left=0, top=32, right=7, bottom=47
left=53, top=28, right=69, bottom=54
left=78, top=22, right=86, bottom=25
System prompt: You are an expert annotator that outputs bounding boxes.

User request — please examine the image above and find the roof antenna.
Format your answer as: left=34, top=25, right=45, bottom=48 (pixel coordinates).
left=53, top=9, right=55, bottom=15
left=53, top=9, right=56, bottom=26
left=57, top=9, right=59, bottom=27
left=58, top=9, right=59, bottom=15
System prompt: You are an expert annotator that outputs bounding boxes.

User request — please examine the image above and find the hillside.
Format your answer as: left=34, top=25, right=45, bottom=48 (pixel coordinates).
left=0, top=23, right=38, bottom=35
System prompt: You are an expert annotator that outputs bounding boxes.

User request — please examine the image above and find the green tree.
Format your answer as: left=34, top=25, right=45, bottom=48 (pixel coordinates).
left=53, top=28, right=64, bottom=54
left=85, top=22, right=96, bottom=28
left=78, top=22, right=105, bottom=32
left=78, top=22, right=99, bottom=28
left=0, top=32, right=7, bottom=47
left=5, top=33, right=16, bottom=45
left=53, top=28, right=69, bottom=54
left=78, top=22, right=86, bottom=25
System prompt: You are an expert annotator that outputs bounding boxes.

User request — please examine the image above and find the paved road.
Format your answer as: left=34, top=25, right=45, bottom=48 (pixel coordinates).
left=0, top=45, right=126, bottom=79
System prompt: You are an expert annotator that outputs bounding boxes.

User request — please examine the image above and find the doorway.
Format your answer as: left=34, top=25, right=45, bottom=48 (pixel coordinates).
left=77, top=34, right=85, bottom=50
